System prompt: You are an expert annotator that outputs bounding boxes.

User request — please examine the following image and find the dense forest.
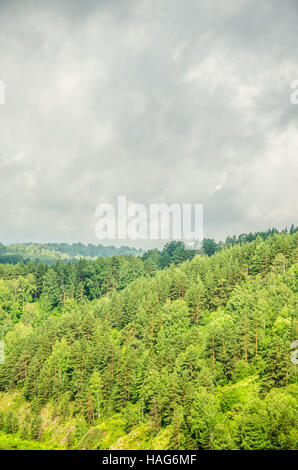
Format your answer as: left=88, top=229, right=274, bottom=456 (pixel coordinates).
left=0, top=229, right=297, bottom=450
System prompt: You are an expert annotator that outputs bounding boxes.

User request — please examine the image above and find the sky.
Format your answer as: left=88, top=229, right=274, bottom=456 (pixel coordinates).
left=0, top=0, right=297, bottom=248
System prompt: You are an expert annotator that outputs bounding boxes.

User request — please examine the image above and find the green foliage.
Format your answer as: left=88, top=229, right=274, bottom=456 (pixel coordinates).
left=0, top=230, right=297, bottom=449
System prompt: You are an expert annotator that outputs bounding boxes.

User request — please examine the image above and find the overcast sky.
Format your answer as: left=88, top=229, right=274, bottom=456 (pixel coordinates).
left=0, top=0, right=297, bottom=247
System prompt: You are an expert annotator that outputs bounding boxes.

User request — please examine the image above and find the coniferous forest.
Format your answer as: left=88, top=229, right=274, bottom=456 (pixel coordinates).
left=0, top=229, right=297, bottom=450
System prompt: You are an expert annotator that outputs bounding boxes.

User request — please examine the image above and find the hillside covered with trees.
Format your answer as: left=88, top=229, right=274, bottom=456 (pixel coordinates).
left=0, top=230, right=297, bottom=450
left=0, top=242, right=143, bottom=265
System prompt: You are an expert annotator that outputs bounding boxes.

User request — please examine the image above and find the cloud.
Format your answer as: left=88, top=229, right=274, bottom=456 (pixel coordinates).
left=0, top=0, right=297, bottom=246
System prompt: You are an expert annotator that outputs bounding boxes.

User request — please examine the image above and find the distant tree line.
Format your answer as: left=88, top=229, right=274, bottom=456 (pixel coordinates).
left=0, top=229, right=297, bottom=450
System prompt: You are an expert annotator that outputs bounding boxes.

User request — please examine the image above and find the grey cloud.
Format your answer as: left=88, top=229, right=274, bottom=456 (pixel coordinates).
left=0, top=0, right=297, bottom=246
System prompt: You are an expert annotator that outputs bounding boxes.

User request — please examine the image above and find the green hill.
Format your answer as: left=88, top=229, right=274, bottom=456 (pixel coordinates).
left=0, top=231, right=297, bottom=450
